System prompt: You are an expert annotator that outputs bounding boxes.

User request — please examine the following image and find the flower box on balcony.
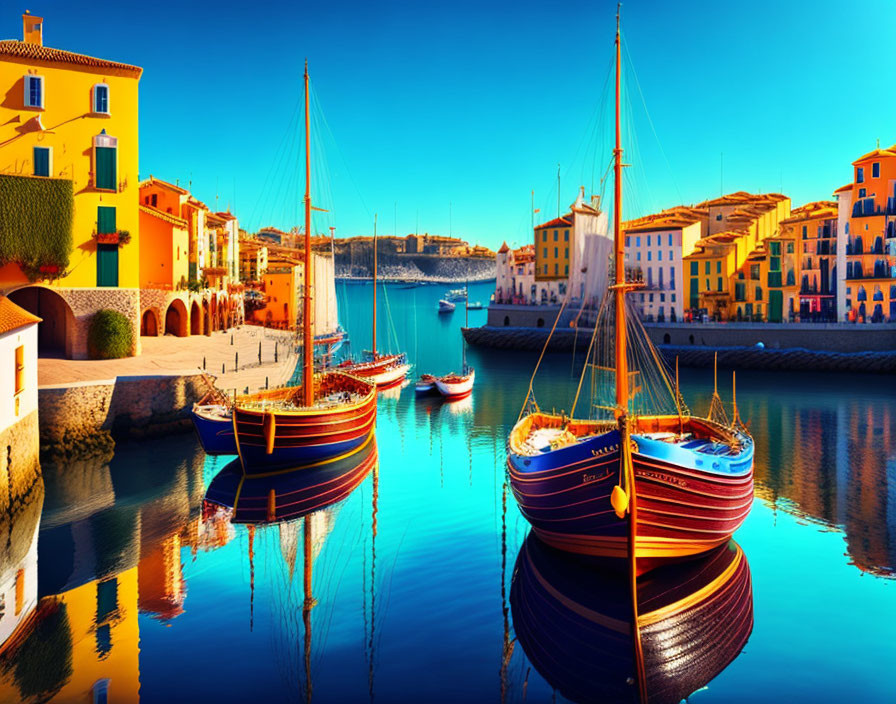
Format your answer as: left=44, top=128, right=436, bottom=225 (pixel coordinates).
left=92, top=229, right=131, bottom=247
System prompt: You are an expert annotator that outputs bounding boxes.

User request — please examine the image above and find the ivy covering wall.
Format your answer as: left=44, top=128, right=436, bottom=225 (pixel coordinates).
left=0, top=174, right=74, bottom=281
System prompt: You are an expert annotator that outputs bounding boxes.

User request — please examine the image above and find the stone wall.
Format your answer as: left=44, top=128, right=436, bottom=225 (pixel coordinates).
left=0, top=410, right=41, bottom=517
left=38, top=372, right=210, bottom=453
left=59, top=287, right=142, bottom=358
left=140, top=288, right=245, bottom=338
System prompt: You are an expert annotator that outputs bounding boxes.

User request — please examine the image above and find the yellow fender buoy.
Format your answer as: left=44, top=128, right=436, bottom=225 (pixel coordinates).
left=611, top=485, right=629, bottom=519
left=263, top=412, right=276, bottom=455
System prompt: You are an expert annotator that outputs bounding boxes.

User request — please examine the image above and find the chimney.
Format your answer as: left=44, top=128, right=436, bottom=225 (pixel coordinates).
left=22, top=11, right=43, bottom=45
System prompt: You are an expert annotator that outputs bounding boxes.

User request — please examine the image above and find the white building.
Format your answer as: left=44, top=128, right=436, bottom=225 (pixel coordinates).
left=623, top=207, right=707, bottom=322
left=0, top=296, right=40, bottom=438
left=833, top=182, right=853, bottom=322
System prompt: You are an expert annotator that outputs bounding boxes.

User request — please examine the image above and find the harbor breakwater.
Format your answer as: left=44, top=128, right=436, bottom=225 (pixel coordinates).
left=336, top=253, right=495, bottom=282
left=462, top=325, right=896, bottom=374
left=38, top=372, right=208, bottom=455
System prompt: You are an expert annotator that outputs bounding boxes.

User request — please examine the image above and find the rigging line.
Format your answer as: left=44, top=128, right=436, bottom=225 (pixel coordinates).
left=517, top=292, right=571, bottom=423
left=571, top=288, right=608, bottom=417
left=312, top=78, right=374, bottom=223
left=622, top=36, right=683, bottom=205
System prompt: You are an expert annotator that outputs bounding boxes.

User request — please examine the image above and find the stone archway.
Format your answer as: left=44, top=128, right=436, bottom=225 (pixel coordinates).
left=165, top=299, right=188, bottom=337
left=8, top=286, right=76, bottom=358
left=141, top=309, right=159, bottom=336
left=190, top=300, right=202, bottom=335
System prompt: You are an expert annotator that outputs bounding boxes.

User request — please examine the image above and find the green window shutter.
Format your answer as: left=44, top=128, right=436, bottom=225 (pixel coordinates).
left=33, top=147, right=50, bottom=177
left=97, top=206, right=116, bottom=234
left=97, top=244, right=119, bottom=287
left=96, top=147, right=117, bottom=190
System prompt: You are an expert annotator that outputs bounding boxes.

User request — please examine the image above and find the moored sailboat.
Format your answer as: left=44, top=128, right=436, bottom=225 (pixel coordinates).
left=337, top=216, right=411, bottom=389
left=506, top=12, right=753, bottom=573
left=232, top=63, right=377, bottom=473
left=434, top=283, right=475, bottom=399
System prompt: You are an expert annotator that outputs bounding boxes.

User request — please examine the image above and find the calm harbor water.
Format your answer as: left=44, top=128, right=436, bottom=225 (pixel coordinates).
left=2, top=279, right=895, bottom=703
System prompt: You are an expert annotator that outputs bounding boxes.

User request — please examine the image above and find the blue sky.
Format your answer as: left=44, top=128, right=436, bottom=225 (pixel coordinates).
left=10, top=0, right=896, bottom=248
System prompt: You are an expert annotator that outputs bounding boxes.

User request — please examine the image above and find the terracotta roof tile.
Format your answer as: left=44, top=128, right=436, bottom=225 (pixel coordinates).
left=139, top=204, right=188, bottom=228
left=534, top=215, right=573, bottom=229
left=0, top=40, right=142, bottom=76
left=0, top=296, right=41, bottom=335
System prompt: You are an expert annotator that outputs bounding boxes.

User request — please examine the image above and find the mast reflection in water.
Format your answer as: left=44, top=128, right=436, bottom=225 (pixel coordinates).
left=510, top=533, right=753, bottom=703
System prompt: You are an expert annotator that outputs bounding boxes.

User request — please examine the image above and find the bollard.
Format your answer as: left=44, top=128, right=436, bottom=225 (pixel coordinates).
left=203, top=356, right=206, bottom=370
left=235, top=352, right=239, bottom=372
left=231, top=333, right=234, bottom=345
left=275, top=342, right=278, bottom=363
left=266, top=376, right=269, bottom=389
left=258, top=341, right=262, bottom=364
left=222, top=363, right=225, bottom=374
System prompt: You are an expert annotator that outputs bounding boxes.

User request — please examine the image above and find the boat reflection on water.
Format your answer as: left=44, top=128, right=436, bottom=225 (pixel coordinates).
left=510, top=533, right=753, bottom=703
left=205, top=431, right=379, bottom=703
left=204, top=432, right=377, bottom=524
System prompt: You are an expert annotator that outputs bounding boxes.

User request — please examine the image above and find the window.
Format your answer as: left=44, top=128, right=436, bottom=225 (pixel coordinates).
left=755, top=286, right=763, bottom=300
left=717, top=277, right=723, bottom=291
left=637, top=252, right=641, bottom=261
left=658, top=250, right=662, bottom=261
left=668, top=233, right=673, bottom=246
left=636, top=237, right=641, bottom=247
left=647, top=235, right=651, bottom=246
left=858, top=188, right=866, bottom=199
left=554, top=263, right=558, bottom=275
left=14, top=345, right=25, bottom=396
left=553, top=230, right=558, bottom=241
left=625, top=236, right=630, bottom=246
left=97, top=206, right=116, bottom=234
left=706, top=278, right=710, bottom=290
left=690, top=261, right=698, bottom=275
left=873, top=162, right=880, bottom=178
left=716, top=261, right=721, bottom=274
left=857, top=167, right=864, bottom=183
left=672, top=293, right=676, bottom=302
left=542, top=231, right=547, bottom=242
left=543, top=247, right=547, bottom=258
left=564, top=264, right=568, bottom=275
left=564, top=247, right=568, bottom=258
left=94, top=136, right=117, bottom=191
left=543, top=264, right=547, bottom=274
left=93, top=84, right=110, bottom=114
left=151, top=193, right=158, bottom=207
left=564, top=229, right=569, bottom=241
left=33, top=146, right=51, bottom=177
left=705, top=261, right=710, bottom=275
left=647, top=251, right=652, bottom=261
left=24, top=75, right=43, bottom=108
left=554, top=247, right=558, bottom=258
left=786, top=242, right=794, bottom=254
left=716, top=213, right=723, bottom=221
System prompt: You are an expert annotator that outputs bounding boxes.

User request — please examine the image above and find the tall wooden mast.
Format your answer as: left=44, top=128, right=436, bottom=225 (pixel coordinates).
left=372, top=214, right=378, bottom=356
left=302, top=61, right=314, bottom=407
left=613, top=8, right=627, bottom=412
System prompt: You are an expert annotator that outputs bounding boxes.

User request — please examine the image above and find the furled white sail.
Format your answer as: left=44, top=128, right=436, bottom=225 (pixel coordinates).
left=313, top=253, right=339, bottom=335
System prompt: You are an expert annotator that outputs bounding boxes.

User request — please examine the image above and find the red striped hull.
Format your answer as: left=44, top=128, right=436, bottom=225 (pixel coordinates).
left=509, top=441, right=754, bottom=568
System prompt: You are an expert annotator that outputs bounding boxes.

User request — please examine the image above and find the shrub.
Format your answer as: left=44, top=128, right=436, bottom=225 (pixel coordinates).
left=88, top=309, right=133, bottom=359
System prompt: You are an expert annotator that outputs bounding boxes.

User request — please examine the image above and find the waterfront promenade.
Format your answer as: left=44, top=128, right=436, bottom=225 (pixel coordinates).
left=38, top=325, right=298, bottom=394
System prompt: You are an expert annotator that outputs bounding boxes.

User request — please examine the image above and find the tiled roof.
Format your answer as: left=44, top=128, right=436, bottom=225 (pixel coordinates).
left=852, top=147, right=896, bottom=165
left=833, top=183, right=853, bottom=194
left=0, top=296, right=41, bottom=335
left=140, top=204, right=188, bottom=228
left=140, top=176, right=189, bottom=195
left=535, top=215, right=573, bottom=229
left=498, top=241, right=510, bottom=253
left=696, top=191, right=788, bottom=208
left=0, top=40, right=142, bottom=76
left=780, top=201, right=838, bottom=224
left=623, top=206, right=707, bottom=233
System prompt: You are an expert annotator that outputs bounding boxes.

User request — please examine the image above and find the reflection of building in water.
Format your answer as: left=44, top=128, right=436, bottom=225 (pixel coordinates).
left=0, top=435, right=221, bottom=701
left=0, top=569, right=141, bottom=704
left=0, top=479, right=43, bottom=655
left=749, top=393, right=896, bottom=576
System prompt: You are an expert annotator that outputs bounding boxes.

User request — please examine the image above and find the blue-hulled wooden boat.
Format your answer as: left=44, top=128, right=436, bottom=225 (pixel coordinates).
left=507, top=12, right=753, bottom=574
left=192, top=403, right=236, bottom=455
left=510, top=533, right=753, bottom=704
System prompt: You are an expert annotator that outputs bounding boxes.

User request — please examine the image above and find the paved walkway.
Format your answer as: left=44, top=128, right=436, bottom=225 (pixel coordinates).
left=39, top=325, right=300, bottom=394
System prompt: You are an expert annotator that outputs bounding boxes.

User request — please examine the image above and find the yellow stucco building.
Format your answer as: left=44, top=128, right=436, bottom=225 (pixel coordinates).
left=0, top=12, right=142, bottom=358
